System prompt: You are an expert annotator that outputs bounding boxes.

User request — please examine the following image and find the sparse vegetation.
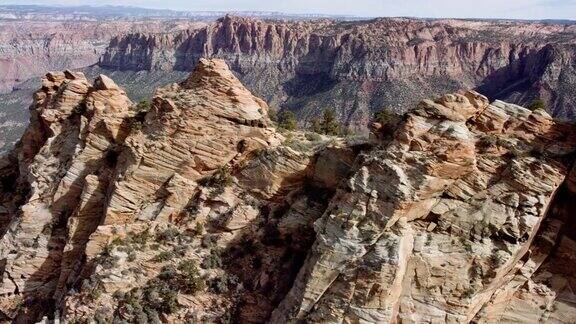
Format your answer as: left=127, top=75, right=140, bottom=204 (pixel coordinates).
left=470, top=262, right=483, bottom=280
left=374, top=107, right=395, bottom=126
left=201, top=249, right=223, bottom=269
left=129, top=228, right=151, bottom=247
left=201, top=234, right=217, bottom=249
left=96, top=244, right=120, bottom=269
left=489, top=250, right=505, bottom=267
left=305, top=132, right=322, bottom=142
left=193, top=222, right=204, bottom=236
left=268, top=107, right=278, bottom=124
left=203, top=165, right=234, bottom=192
left=461, top=287, right=475, bottom=299
left=176, top=259, right=206, bottom=294
left=114, top=260, right=205, bottom=321
left=477, top=134, right=499, bottom=152
left=209, top=273, right=240, bottom=294
left=153, top=251, right=175, bottom=262
left=156, top=227, right=181, bottom=243
left=527, top=99, right=546, bottom=111
left=460, top=237, right=473, bottom=252
left=135, top=100, right=152, bottom=113
left=314, top=109, right=340, bottom=135
left=277, top=110, right=298, bottom=130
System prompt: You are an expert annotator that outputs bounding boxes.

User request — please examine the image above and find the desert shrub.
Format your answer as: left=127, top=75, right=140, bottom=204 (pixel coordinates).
left=277, top=110, right=298, bottom=130
left=284, top=138, right=311, bottom=152
left=143, top=279, right=180, bottom=314
left=192, top=222, right=204, bottom=236
left=159, top=265, right=178, bottom=280
left=374, top=108, right=395, bottom=126
left=153, top=251, right=175, bottom=263
left=527, top=99, right=546, bottom=111
left=477, top=134, right=498, bottom=152
left=305, top=132, right=322, bottom=142
left=177, top=259, right=206, bottom=294
left=115, top=278, right=182, bottom=320
left=89, top=288, right=102, bottom=301
left=201, top=250, right=223, bottom=269
left=202, top=165, right=234, bottom=193
left=156, top=227, right=180, bottom=243
left=128, top=228, right=150, bottom=246
left=135, top=100, right=152, bottom=113
left=110, top=237, right=124, bottom=247
left=185, top=204, right=200, bottom=216
left=461, top=287, right=475, bottom=299
left=97, top=245, right=120, bottom=269
left=209, top=273, right=240, bottom=294
left=172, top=244, right=189, bottom=257
left=201, top=235, right=217, bottom=248
left=470, top=262, right=483, bottom=280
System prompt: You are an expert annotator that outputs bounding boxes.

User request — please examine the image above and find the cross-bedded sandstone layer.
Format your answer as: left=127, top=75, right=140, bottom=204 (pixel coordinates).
left=0, top=59, right=575, bottom=323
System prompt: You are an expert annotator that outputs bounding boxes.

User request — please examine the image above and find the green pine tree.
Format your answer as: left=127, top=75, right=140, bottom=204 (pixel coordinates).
left=278, top=110, right=297, bottom=130
left=320, top=109, right=340, bottom=135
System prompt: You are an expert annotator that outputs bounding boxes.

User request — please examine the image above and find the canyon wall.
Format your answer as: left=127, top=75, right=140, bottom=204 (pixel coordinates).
left=100, top=16, right=576, bottom=130
left=0, top=20, right=204, bottom=93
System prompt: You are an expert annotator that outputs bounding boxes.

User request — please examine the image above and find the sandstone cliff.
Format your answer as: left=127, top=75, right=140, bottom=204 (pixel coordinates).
left=0, top=20, right=204, bottom=93
left=100, top=16, right=576, bottom=130
left=0, top=59, right=575, bottom=323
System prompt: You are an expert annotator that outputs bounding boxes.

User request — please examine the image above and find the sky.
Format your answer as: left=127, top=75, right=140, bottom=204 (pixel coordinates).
left=2, top=0, right=575, bottom=20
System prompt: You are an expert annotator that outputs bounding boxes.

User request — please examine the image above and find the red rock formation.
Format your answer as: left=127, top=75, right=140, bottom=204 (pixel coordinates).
left=0, top=20, right=204, bottom=93
left=100, top=16, right=576, bottom=128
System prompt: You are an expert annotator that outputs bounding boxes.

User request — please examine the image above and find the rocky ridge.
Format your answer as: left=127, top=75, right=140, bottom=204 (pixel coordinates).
left=0, top=59, right=575, bottom=323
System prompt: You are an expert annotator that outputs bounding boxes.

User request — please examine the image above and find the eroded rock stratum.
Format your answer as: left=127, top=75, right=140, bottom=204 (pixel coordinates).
left=0, top=59, right=575, bottom=323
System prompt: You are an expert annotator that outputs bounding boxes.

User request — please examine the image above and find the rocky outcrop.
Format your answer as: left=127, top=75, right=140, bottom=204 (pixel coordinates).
left=101, top=16, right=576, bottom=129
left=1, top=58, right=576, bottom=323
left=2, top=16, right=576, bottom=156
left=270, top=91, right=576, bottom=322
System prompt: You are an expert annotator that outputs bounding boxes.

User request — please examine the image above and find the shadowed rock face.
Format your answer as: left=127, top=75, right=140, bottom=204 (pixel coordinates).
left=100, top=16, right=576, bottom=129
left=0, top=59, right=575, bottom=323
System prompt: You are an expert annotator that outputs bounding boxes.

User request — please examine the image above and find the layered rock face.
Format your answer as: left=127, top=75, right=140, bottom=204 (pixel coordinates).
left=0, top=58, right=575, bottom=323
left=0, top=20, right=204, bottom=93
left=272, top=92, right=576, bottom=323
left=101, top=16, right=576, bottom=129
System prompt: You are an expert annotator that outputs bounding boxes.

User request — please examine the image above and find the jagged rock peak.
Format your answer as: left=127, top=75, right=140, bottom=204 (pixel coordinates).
left=182, top=58, right=245, bottom=92
left=178, top=58, right=270, bottom=122
left=93, top=74, right=120, bottom=91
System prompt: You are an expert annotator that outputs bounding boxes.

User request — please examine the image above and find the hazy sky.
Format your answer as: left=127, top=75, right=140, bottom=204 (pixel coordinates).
left=2, top=0, right=576, bottom=19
